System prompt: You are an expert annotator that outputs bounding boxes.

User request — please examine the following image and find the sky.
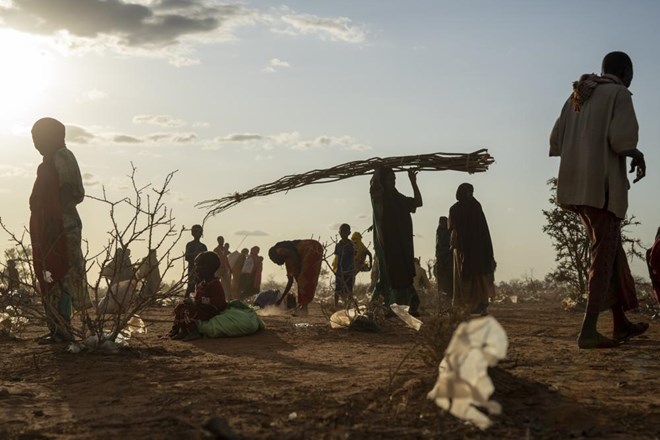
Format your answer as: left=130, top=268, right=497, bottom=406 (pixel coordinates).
left=1, top=0, right=659, bottom=286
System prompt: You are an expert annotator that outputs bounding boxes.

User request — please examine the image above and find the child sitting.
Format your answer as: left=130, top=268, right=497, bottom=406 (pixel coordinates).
left=169, top=251, right=227, bottom=341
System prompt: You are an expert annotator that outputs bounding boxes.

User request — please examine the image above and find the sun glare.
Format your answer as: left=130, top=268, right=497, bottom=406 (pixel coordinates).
left=0, top=30, right=56, bottom=123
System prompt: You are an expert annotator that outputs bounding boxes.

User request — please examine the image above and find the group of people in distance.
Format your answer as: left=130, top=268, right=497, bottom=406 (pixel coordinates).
left=184, top=225, right=263, bottom=302
left=19, top=50, right=660, bottom=349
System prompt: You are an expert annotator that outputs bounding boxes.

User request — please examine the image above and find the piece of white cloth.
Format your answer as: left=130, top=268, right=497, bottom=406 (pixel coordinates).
left=427, top=316, right=508, bottom=430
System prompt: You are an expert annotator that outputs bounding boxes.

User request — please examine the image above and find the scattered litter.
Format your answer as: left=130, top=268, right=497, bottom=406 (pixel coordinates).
left=329, top=308, right=361, bottom=329
left=293, top=323, right=311, bottom=328
left=390, top=303, right=422, bottom=331
left=288, top=412, right=298, bottom=421
left=509, top=295, right=518, bottom=304
left=68, top=334, right=122, bottom=354
left=427, top=316, right=508, bottom=430
left=0, top=306, right=29, bottom=334
left=561, top=297, right=579, bottom=311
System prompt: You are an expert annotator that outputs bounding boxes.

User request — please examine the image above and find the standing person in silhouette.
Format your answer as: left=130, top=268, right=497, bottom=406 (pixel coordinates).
left=369, top=167, right=422, bottom=316
left=333, top=224, right=356, bottom=307
left=550, top=51, right=648, bottom=348
left=435, top=216, right=453, bottom=299
left=448, top=183, right=496, bottom=316
left=213, top=235, right=231, bottom=294
left=184, top=224, right=207, bottom=298
left=29, top=117, right=87, bottom=343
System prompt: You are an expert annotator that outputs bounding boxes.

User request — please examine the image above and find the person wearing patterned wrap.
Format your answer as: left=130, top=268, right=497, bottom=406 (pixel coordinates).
left=550, top=51, right=648, bottom=349
left=30, top=117, right=87, bottom=343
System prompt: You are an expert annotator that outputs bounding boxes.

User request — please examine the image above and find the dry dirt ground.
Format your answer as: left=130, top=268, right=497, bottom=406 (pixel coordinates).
left=1, top=301, right=659, bottom=439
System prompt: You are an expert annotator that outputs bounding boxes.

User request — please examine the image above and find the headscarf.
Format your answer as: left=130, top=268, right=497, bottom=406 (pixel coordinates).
left=571, top=73, right=623, bottom=112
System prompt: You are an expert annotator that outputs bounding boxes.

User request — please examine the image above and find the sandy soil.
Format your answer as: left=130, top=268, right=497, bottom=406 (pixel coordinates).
left=1, top=301, right=659, bottom=440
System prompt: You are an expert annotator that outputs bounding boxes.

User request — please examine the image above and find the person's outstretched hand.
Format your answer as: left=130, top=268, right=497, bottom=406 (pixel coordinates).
left=630, top=156, right=646, bottom=183
left=408, top=169, right=418, bottom=182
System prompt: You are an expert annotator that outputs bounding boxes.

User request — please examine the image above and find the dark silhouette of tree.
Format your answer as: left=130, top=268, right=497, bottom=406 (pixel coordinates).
left=542, top=178, right=643, bottom=301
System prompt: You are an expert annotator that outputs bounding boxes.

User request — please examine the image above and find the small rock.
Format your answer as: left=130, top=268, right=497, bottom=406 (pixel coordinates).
left=288, top=412, right=298, bottom=421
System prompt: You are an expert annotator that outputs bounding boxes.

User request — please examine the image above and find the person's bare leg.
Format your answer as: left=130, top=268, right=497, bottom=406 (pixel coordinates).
left=578, top=312, right=619, bottom=349
left=612, top=304, right=649, bottom=341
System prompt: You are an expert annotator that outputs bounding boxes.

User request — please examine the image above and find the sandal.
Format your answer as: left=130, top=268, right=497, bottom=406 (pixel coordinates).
left=613, top=322, right=649, bottom=342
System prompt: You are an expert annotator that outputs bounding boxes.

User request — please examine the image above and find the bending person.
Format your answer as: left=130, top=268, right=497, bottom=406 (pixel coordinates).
left=268, top=240, right=323, bottom=316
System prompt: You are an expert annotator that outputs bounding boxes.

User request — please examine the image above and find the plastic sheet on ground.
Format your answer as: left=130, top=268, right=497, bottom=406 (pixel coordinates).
left=197, top=300, right=265, bottom=338
left=67, top=314, right=146, bottom=354
left=389, top=303, right=422, bottom=331
left=329, top=306, right=365, bottom=329
left=427, top=316, right=508, bottom=430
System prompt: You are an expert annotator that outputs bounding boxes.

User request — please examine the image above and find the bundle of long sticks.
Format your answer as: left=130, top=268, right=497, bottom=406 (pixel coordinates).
left=198, top=148, right=494, bottom=219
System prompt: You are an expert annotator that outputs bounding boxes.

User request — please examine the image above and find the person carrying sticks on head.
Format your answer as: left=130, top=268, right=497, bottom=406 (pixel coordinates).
left=550, top=51, right=648, bottom=349
left=269, top=240, right=324, bottom=316
left=29, top=117, right=88, bottom=343
left=369, top=166, right=423, bottom=317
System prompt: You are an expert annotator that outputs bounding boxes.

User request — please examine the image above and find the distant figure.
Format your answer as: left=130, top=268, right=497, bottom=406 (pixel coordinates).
left=646, top=227, right=660, bottom=304
left=550, top=51, right=648, bottom=349
left=185, top=224, right=207, bottom=298
left=168, top=251, right=227, bottom=341
left=213, top=235, right=231, bottom=294
left=370, top=167, right=422, bottom=316
left=231, top=248, right=249, bottom=299
left=101, top=247, right=134, bottom=285
left=29, top=117, right=86, bottom=343
left=269, top=240, right=323, bottom=315
left=351, top=231, right=373, bottom=273
left=239, top=246, right=263, bottom=297
left=5, top=259, right=20, bottom=292
left=333, top=224, right=356, bottom=307
left=136, top=249, right=161, bottom=297
left=413, top=257, right=431, bottom=294
left=435, top=216, right=453, bottom=297
left=448, top=183, right=496, bottom=316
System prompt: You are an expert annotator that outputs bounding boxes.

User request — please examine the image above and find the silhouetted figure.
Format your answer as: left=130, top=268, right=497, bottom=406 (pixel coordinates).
left=351, top=231, right=372, bottom=273
left=213, top=235, right=231, bottom=294
left=550, top=51, right=648, bottom=349
left=269, top=240, right=323, bottom=316
left=231, top=248, right=248, bottom=299
left=239, top=246, right=263, bottom=298
left=185, top=224, right=207, bottom=298
left=449, top=183, right=496, bottom=316
left=647, top=227, right=660, bottom=305
left=29, top=117, right=86, bottom=343
left=333, top=224, right=356, bottom=307
left=435, top=216, right=453, bottom=297
left=370, top=167, right=422, bottom=316
left=169, top=251, right=227, bottom=341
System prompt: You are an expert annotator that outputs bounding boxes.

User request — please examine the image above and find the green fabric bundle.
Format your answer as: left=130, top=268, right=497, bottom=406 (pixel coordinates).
left=197, top=300, right=265, bottom=338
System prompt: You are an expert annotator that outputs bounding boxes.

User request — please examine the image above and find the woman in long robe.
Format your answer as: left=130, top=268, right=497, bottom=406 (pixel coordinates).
left=448, top=183, right=496, bottom=315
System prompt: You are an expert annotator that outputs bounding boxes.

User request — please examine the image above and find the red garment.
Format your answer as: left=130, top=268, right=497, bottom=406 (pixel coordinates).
left=647, top=238, right=660, bottom=303
left=29, top=151, right=69, bottom=295
left=173, top=278, right=227, bottom=331
left=283, top=240, right=323, bottom=306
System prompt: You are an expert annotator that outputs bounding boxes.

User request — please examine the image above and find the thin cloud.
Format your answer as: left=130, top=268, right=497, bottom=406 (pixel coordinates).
left=76, top=88, right=108, bottom=103
left=113, top=134, right=142, bottom=143
left=234, top=230, right=269, bottom=237
left=262, top=57, right=290, bottom=73
left=82, top=172, right=100, bottom=187
left=66, top=125, right=96, bottom=144
left=133, top=114, right=187, bottom=127
left=213, top=131, right=371, bottom=152
left=0, top=164, right=29, bottom=178
left=216, top=133, right=264, bottom=142
left=274, top=9, right=367, bottom=44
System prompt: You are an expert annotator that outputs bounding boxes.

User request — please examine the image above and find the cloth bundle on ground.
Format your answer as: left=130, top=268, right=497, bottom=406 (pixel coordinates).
left=197, top=300, right=265, bottom=338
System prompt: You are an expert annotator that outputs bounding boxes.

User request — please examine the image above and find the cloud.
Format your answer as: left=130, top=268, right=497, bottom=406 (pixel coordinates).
left=262, top=57, right=290, bottom=73
left=146, top=132, right=198, bottom=143
left=0, top=164, right=29, bottom=178
left=76, top=88, right=108, bottom=103
left=234, top=230, right=269, bottom=237
left=113, top=134, right=142, bottom=143
left=66, top=125, right=96, bottom=144
left=0, top=2, right=368, bottom=65
left=274, top=10, right=367, bottom=44
left=133, top=114, right=186, bottom=127
left=212, top=131, right=371, bottom=152
left=82, top=172, right=101, bottom=187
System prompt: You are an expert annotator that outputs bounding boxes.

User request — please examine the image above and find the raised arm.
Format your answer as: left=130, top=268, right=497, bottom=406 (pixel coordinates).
left=408, top=170, right=423, bottom=208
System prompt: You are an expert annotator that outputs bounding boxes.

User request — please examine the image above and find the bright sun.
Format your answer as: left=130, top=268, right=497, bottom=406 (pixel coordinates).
left=0, top=30, right=56, bottom=122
